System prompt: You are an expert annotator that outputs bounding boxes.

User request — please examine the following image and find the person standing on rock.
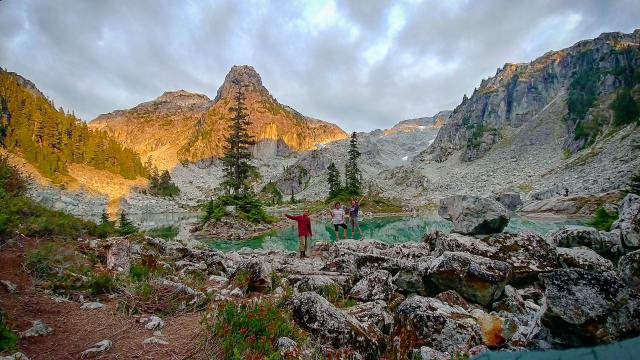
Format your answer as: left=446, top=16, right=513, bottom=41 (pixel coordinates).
left=285, top=210, right=312, bottom=258
left=328, top=202, right=347, bottom=241
left=349, top=196, right=365, bottom=240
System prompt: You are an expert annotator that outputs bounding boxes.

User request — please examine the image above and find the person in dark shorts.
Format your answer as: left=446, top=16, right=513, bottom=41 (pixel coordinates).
left=285, top=209, right=312, bottom=257
left=328, top=202, right=347, bottom=240
left=349, top=196, right=365, bottom=240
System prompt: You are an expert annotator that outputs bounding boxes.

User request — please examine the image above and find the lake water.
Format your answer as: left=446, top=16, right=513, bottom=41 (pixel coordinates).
left=204, top=215, right=583, bottom=252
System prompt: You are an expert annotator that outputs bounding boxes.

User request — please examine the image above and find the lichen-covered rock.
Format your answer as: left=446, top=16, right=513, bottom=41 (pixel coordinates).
left=432, top=232, right=558, bottom=281
left=344, top=300, right=394, bottom=335
left=324, top=240, right=396, bottom=276
left=438, top=195, right=510, bottom=235
left=411, top=346, right=450, bottom=360
left=291, top=292, right=382, bottom=357
left=435, top=290, right=472, bottom=310
left=492, top=285, right=546, bottom=348
left=427, top=252, right=512, bottom=306
left=611, top=194, right=640, bottom=248
left=393, top=257, right=432, bottom=295
left=275, top=337, right=299, bottom=358
left=393, top=295, right=482, bottom=353
left=540, top=269, right=640, bottom=345
left=349, top=270, right=395, bottom=302
left=557, top=247, right=615, bottom=273
left=295, top=275, right=342, bottom=297
left=105, top=237, right=133, bottom=272
left=545, top=226, right=613, bottom=254
left=81, top=339, right=112, bottom=358
left=618, top=250, right=640, bottom=291
left=19, top=320, right=52, bottom=338
left=232, top=258, right=272, bottom=292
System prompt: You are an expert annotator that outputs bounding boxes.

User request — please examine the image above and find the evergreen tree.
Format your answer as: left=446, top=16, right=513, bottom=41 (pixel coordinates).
left=220, top=80, right=256, bottom=196
left=344, top=132, right=362, bottom=195
left=326, top=161, right=341, bottom=198
left=117, top=211, right=138, bottom=236
left=100, top=211, right=110, bottom=225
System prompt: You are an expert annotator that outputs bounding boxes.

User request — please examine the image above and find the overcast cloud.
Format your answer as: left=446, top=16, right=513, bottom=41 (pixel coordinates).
left=0, top=0, right=638, bottom=131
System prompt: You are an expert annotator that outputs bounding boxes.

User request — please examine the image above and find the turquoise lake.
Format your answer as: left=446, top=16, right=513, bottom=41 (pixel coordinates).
left=205, top=215, right=583, bottom=252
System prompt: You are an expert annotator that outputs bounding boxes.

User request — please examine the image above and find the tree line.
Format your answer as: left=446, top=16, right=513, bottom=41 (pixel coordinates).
left=0, top=70, right=147, bottom=183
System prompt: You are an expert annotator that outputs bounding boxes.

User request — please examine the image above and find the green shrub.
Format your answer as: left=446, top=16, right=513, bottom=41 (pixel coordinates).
left=146, top=225, right=178, bottom=240
left=129, top=262, right=152, bottom=282
left=0, top=310, right=17, bottom=353
left=211, top=300, right=304, bottom=359
left=87, top=273, right=116, bottom=295
left=587, top=207, right=618, bottom=231
left=117, top=212, right=139, bottom=236
left=611, top=87, right=640, bottom=126
left=202, top=194, right=274, bottom=224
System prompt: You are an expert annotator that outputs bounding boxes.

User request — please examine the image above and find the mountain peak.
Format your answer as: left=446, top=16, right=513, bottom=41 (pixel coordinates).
left=155, top=90, right=210, bottom=106
left=215, top=65, right=266, bottom=101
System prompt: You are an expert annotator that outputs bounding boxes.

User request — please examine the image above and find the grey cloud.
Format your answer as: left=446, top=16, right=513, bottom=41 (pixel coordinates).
left=0, top=0, right=638, bottom=131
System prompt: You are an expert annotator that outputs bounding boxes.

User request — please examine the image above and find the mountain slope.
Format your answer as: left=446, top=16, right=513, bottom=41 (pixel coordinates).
left=0, top=68, right=147, bottom=183
left=90, top=65, right=347, bottom=169
left=426, top=30, right=640, bottom=163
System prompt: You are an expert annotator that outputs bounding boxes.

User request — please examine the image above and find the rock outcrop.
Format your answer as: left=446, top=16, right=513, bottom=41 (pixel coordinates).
left=612, top=194, right=640, bottom=248
left=438, top=195, right=510, bottom=235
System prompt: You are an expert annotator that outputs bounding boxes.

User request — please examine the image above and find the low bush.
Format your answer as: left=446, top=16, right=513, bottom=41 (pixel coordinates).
left=0, top=310, right=17, bottom=353
left=87, top=273, right=116, bottom=295
left=202, top=194, right=275, bottom=224
left=587, top=207, right=618, bottom=231
left=210, top=300, right=304, bottom=359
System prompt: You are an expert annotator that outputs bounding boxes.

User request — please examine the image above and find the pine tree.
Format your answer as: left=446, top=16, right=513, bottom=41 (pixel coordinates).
left=344, top=132, right=362, bottom=195
left=117, top=211, right=138, bottom=235
left=100, top=211, right=110, bottom=225
left=326, top=161, right=341, bottom=198
left=220, top=80, right=256, bottom=196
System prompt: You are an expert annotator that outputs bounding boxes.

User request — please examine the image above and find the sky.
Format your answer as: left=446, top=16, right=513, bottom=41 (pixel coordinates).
left=1, top=0, right=639, bottom=132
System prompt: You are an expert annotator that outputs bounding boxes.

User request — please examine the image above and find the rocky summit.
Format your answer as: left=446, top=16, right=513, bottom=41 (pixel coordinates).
left=90, top=65, right=346, bottom=170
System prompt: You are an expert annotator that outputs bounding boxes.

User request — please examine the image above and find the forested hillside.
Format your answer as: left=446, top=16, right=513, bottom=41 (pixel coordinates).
left=0, top=69, right=147, bottom=183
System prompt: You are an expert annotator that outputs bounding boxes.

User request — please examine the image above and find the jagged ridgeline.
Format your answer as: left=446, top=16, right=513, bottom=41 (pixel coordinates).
left=0, top=69, right=147, bottom=182
left=428, top=30, right=640, bottom=163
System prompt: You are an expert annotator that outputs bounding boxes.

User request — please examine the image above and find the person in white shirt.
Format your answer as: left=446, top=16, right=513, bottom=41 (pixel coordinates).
left=328, top=202, right=347, bottom=241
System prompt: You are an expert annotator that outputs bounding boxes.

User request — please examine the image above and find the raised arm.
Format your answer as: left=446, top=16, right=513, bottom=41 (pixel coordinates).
left=285, top=214, right=297, bottom=220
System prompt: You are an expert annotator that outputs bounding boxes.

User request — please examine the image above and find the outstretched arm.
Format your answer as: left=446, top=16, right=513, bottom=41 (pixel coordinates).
left=285, top=214, right=296, bottom=220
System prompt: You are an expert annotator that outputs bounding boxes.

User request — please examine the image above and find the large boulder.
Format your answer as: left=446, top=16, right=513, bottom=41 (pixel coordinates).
left=495, top=192, right=523, bottom=211
left=231, top=258, right=272, bottom=292
left=295, top=275, right=342, bottom=297
left=557, top=247, right=615, bottom=273
left=545, top=226, right=613, bottom=254
left=393, top=295, right=482, bottom=353
left=492, top=285, right=546, bottom=348
left=349, top=270, right=395, bottom=302
left=618, top=250, right=640, bottom=291
left=290, top=292, right=382, bottom=357
left=611, top=194, right=640, bottom=248
left=432, top=233, right=557, bottom=282
left=344, top=300, right=394, bottom=335
left=393, top=257, right=433, bottom=295
left=438, top=195, right=510, bottom=235
left=540, top=269, right=640, bottom=345
left=427, top=252, right=512, bottom=306
left=324, top=240, right=397, bottom=276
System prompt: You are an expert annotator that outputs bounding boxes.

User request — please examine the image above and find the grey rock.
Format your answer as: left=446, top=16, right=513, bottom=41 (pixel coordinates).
left=142, top=337, right=168, bottom=345
left=344, top=300, right=394, bottom=335
left=290, top=292, right=382, bottom=357
left=1, top=280, right=17, bottom=293
left=496, top=192, right=523, bottom=211
left=349, top=270, right=395, bottom=302
left=232, top=258, right=273, bottom=292
left=393, top=295, right=482, bottom=353
left=80, top=302, right=105, bottom=310
left=295, top=275, right=341, bottom=297
left=19, top=320, right=52, bottom=338
left=557, top=247, right=615, bottom=273
left=275, top=337, right=298, bottom=356
left=438, top=195, right=510, bottom=235
left=411, top=346, right=450, bottom=360
left=81, top=339, right=112, bottom=358
left=612, top=194, right=640, bottom=248
left=618, top=250, right=640, bottom=291
left=545, top=225, right=613, bottom=254
left=144, top=316, right=165, bottom=330
left=0, top=353, right=30, bottom=360
left=427, top=252, right=512, bottom=306
left=540, top=269, right=640, bottom=345
left=393, top=257, right=433, bottom=295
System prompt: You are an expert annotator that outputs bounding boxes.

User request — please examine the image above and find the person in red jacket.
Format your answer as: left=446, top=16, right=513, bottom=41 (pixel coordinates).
left=285, top=209, right=312, bottom=257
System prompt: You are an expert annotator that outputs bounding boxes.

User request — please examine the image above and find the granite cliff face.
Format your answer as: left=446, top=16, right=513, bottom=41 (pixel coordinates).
left=426, top=30, right=640, bottom=163
left=385, top=110, right=450, bottom=135
left=90, top=65, right=347, bottom=169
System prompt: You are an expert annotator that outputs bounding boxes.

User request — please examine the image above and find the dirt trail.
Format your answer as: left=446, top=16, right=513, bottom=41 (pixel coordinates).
left=0, top=240, right=214, bottom=360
